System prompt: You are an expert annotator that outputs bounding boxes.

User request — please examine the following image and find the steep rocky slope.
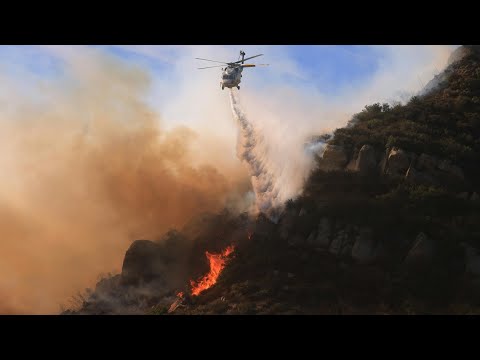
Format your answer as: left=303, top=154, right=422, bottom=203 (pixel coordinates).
left=66, top=45, right=480, bottom=315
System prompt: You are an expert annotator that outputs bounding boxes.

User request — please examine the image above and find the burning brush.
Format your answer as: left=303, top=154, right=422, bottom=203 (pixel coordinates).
left=168, top=244, right=235, bottom=313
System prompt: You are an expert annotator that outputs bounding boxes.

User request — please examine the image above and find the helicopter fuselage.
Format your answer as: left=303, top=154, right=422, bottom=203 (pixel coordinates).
left=196, top=50, right=264, bottom=90
left=220, top=66, right=243, bottom=89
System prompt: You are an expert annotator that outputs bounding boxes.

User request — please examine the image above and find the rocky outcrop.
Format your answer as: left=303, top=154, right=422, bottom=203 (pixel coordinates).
left=404, top=232, right=436, bottom=271
left=317, top=144, right=348, bottom=172
left=355, top=145, right=377, bottom=174
left=378, top=149, right=389, bottom=174
left=306, top=221, right=380, bottom=263
left=345, top=159, right=356, bottom=172
left=306, top=217, right=332, bottom=248
left=329, top=229, right=346, bottom=256
left=306, top=231, right=316, bottom=244
left=437, top=159, right=464, bottom=180
left=406, top=152, right=465, bottom=185
left=316, top=218, right=332, bottom=248
left=351, top=228, right=376, bottom=264
left=315, top=141, right=466, bottom=187
left=329, top=224, right=355, bottom=257
left=385, top=147, right=411, bottom=177
left=121, top=240, right=165, bottom=286
left=405, top=165, right=436, bottom=185
left=462, top=243, right=480, bottom=277
left=416, top=153, right=438, bottom=172
left=340, top=233, right=356, bottom=258
left=415, top=153, right=464, bottom=180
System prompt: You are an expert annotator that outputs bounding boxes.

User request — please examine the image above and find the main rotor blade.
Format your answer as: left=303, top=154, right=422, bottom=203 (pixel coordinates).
left=195, top=57, right=229, bottom=64
left=241, top=63, right=269, bottom=68
left=232, top=54, right=263, bottom=64
left=197, top=65, right=225, bottom=69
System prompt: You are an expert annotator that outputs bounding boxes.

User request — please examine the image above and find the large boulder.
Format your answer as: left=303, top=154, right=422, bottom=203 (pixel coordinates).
left=437, top=159, right=464, bottom=180
left=462, top=243, right=480, bottom=277
left=329, top=224, right=353, bottom=257
left=386, top=147, right=411, bottom=177
left=121, top=240, right=165, bottom=286
left=306, top=231, right=316, bottom=244
left=345, top=158, right=357, bottom=172
left=403, top=232, right=436, bottom=271
left=416, top=153, right=438, bottom=172
left=317, top=144, right=348, bottom=172
left=406, top=152, right=465, bottom=186
left=378, top=149, right=389, bottom=175
left=406, top=153, right=440, bottom=185
left=308, top=217, right=332, bottom=248
left=351, top=228, right=376, bottom=264
left=329, top=230, right=346, bottom=256
left=355, top=145, right=377, bottom=174
left=405, top=165, right=437, bottom=186
left=340, top=232, right=356, bottom=258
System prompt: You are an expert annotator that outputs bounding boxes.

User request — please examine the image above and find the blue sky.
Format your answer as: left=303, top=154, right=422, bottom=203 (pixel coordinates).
left=106, top=45, right=384, bottom=95
left=0, top=45, right=458, bottom=133
left=0, top=45, right=439, bottom=96
left=280, top=45, right=380, bottom=93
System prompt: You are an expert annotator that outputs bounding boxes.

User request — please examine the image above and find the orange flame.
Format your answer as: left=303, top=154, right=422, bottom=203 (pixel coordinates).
left=190, top=245, right=235, bottom=296
left=177, top=291, right=184, bottom=298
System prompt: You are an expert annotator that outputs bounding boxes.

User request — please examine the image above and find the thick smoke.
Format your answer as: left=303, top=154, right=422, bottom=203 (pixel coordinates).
left=0, top=48, right=249, bottom=314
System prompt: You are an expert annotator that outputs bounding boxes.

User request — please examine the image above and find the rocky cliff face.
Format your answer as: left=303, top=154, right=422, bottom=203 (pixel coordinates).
left=317, top=144, right=349, bottom=171
left=316, top=142, right=467, bottom=190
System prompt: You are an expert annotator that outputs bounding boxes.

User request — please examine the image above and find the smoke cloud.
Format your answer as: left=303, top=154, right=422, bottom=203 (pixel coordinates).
left=0, top=47, right=249, bottom=314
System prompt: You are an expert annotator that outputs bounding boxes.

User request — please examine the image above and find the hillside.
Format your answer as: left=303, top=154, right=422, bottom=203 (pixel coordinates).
left=65, top=45, right=480, bottom=315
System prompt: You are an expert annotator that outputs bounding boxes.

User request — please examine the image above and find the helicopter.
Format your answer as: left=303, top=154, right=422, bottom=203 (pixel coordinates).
left=196, top=50, right=268, bottom=90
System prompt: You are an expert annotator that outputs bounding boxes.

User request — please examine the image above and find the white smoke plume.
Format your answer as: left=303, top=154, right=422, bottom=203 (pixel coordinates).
left=229, top=89, right=336, bottom=221
left=229, top=89, right=284, bottom=220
